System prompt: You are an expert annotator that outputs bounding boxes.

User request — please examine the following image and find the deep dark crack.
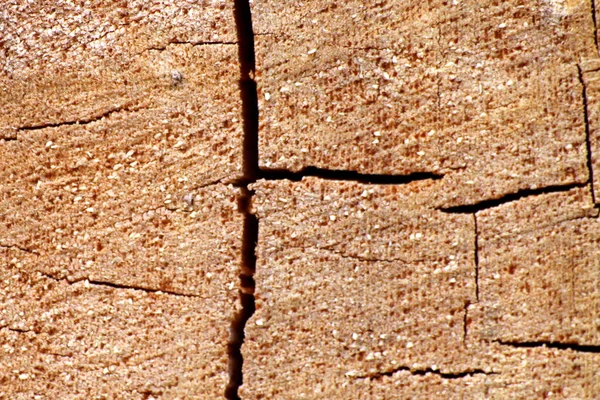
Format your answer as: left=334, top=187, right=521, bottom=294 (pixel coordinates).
left=356, top=366, right=497, bottom=380
left=226, top=292, right=256, bottom=399
left=439, top=182, right=587, bottom=213
left=226, top=0, right=259, bottom=398
left=495, top=340, right=600, bottom=353
left=226, top=187, right=258, bottom=399
left=260, top=166, right=442, bottom=185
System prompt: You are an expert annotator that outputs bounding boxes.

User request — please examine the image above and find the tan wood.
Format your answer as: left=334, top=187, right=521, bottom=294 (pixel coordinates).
left=1, top=0, right=600, bottom=398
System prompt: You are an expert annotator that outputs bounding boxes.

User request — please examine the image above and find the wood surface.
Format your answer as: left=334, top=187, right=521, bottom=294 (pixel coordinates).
left=1, top=0, right=599, bottom=398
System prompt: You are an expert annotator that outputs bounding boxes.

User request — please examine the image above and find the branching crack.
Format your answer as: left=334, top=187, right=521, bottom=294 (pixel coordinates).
left=17, top=105, right=131, bottom=131
left=355, top=366, right=497, bottom=380
left=39, top=273, right=200, bottom=298
left=439, top=182, right=587, bottom=213
left=494, top=339, right=600, bottom=353
left=578, top=64, right=597, bottom=204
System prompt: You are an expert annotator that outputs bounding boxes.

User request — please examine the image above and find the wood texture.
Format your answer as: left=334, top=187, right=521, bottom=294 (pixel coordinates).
left=1, top=0, right=600, bottom=398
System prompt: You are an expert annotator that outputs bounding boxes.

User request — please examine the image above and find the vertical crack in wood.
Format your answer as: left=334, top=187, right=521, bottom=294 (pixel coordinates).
left=226, top=0, right=259, bottom=398
left=473, top=213, right=480, bottom=302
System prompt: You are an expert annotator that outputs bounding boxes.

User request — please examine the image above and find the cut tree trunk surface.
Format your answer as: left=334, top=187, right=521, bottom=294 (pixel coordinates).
left=1, top=0, right=599, bottom=399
